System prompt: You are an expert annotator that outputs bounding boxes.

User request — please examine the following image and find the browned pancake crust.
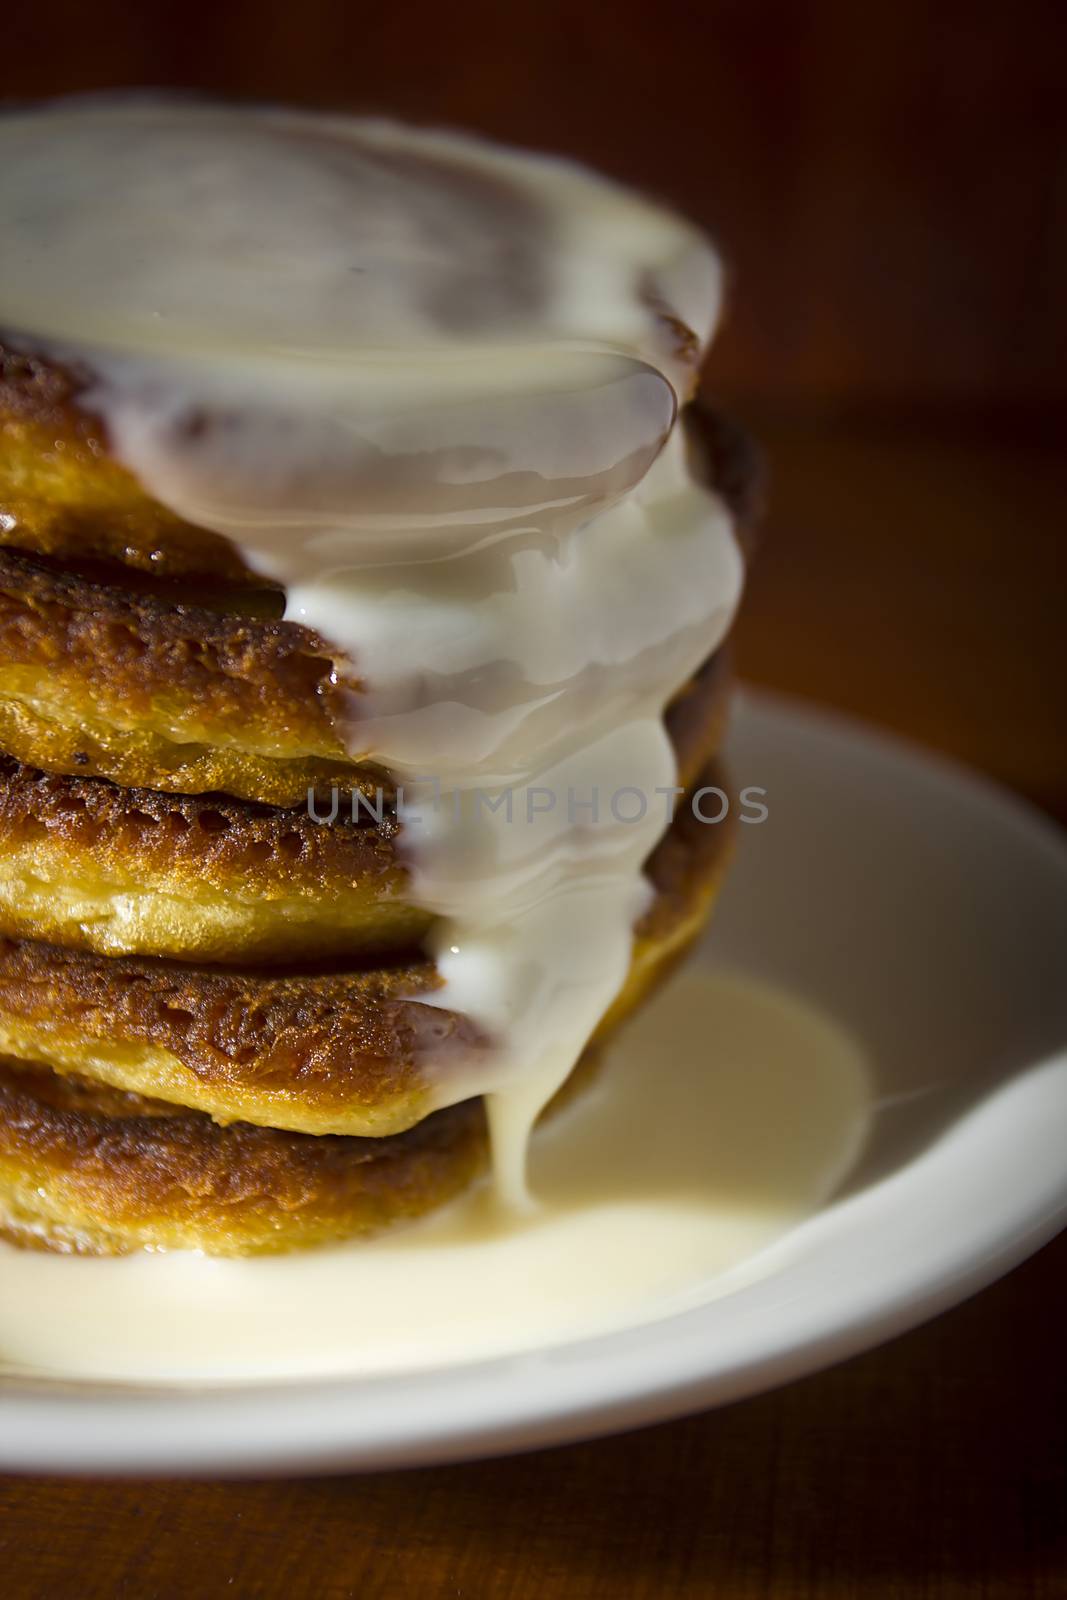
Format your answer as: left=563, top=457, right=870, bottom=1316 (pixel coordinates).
left=598, top=763, right=735, bottom=1039
left=0, top=649, right=729, bottom=962
left=0, top=547, right=732, bottom=807
left=664, top=647, right=730, bottom=786
left=0, top=939, right=470, bottom=1136
left=0, top=762, right=733, bottom=1135
left=0, top=752, right=408, bottom=891
left=0, top=752, right=428, bottom=962
left=0, top=546, right=370, bottom=804
left=0, top=1057, right=487, bottom=1254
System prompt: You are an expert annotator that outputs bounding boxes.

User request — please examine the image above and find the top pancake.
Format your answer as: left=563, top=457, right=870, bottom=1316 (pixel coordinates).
left=0, top=339, right=760, bottom=578
left=0, top=336, right=758, bottom=804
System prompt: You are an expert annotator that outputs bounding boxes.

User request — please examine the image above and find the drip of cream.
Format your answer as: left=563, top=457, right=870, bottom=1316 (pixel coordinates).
left=0, top=100, right=742, bottom=1201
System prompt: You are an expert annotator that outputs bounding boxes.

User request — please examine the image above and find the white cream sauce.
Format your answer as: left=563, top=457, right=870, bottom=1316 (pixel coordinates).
left=0, top=100, right=742, bottom=1204
left=0, top=973, right=873, bottom=1383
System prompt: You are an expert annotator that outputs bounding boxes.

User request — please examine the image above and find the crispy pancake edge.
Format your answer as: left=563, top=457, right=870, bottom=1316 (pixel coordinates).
left=0, top=650, right=729, bottom=961
left=0, top=1058, right=487, bottom=1255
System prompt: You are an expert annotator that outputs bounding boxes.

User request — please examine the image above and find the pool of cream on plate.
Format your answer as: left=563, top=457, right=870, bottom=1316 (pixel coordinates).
left=0, top=972, right=871, bottom=1381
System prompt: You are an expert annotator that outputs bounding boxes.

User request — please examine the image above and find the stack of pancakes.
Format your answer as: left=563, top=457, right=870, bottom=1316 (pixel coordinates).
left=0, top=338, right=755, bottom=1256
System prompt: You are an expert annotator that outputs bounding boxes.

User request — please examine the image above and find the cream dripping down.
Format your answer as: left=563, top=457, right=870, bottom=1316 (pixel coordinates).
left=0, top=100, right=744, bottom=1203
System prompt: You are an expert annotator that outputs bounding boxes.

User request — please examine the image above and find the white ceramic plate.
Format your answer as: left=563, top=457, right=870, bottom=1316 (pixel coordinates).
left=2, top=690, right=1065, bottom=1475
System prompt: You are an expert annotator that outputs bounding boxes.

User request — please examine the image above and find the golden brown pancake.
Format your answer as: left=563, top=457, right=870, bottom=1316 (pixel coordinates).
left=0, top=1058, right=487, bottom=1255
left=0, top=338, right=255, bottom=582
left=0, top=546, right=735, bottom=809
left=0, top=650, right=730, bottom=964
left=0, top=335, right=756, bottom=805
left=0, top=764, right=733, bottom=1138
left=0, top=338, right=761, bottom=579
left=0, top=545, right=363, bottom=806
left=0, top=756, right=427, bottom=965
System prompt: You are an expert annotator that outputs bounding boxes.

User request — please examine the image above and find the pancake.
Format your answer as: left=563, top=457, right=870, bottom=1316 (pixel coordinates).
left=0, top=339, right=756, bottom=807
left=0, top=545, right=362, bottom=807
left=0, top=756, right=425, bottom=965
left=2, top=341, right=762, bottom=577
left=0, top=650, right=730, bottom=964
left=0, top=1060, right=487, bottom=1255
left=0, top=338, right=257, bottom=583
left=0, top=764, right=733, bottom=1138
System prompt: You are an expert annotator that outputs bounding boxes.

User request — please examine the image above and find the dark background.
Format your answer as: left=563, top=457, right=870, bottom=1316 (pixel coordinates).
left=1, top=3, right=1065, bottom=1595
left=7, top=0, right=1067, bottom=413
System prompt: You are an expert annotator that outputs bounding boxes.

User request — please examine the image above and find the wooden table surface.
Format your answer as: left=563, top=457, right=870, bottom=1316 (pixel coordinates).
left=0, top=412, right=1063, bottom=1597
